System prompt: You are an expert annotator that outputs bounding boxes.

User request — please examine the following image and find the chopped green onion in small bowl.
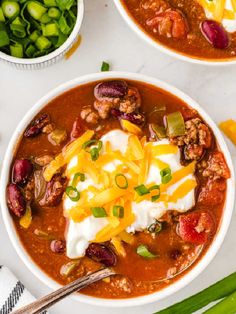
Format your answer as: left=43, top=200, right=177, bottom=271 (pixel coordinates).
left=0, top=0, right=84, bottom=68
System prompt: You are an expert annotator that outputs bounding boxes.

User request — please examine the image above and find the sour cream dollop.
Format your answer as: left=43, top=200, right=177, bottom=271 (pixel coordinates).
left=64, top=130, right=196, bottom=259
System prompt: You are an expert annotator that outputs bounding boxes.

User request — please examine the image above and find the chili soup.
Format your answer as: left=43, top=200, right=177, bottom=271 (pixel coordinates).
left=5, top=76, right=231, bottom=300
left=119, top=0, right=236, bottom=61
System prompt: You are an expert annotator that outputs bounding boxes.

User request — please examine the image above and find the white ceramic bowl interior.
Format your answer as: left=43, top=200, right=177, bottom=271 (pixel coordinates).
left=0, top=0, right=84, bottom=69
left=0, top=72, right=235, bottom=307
left=113, top=0, right=236, bottom=66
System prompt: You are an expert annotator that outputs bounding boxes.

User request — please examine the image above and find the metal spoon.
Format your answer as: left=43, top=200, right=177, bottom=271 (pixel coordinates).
left=12, top=268, right=115, bottom=314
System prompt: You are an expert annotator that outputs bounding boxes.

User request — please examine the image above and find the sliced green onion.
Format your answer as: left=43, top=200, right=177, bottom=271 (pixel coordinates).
left=40, top=13, right=52, bottom=24
left=10, top=43, right=23, bottom=57
left=29, top=30, right=40, bottom=42
left=148, top=221, right=162, bottom=234
left=166, top=111, right=185, bottom=138
left=134, top=184, right=150, bottom=196
left=35, top=35, right=51, bottom=50
left=101, top=61, right=110, bottom=72
left=27, top=1, right=47, bottom=21
left=91, top=207, right=107, bottom=218
left=56, top=0, right=74, bottom=11
left=90, top=147, right=99, bottom=161
left=2, top=1, right=20, bottom=19
left=20, top=1, right=31, bottom=35
left=82, top=139, right=103, bottom=161
left=42, top=23, right=59, bottom=36
left=57, top=11, right=71, bottom=35
left=66, top=186, right=80, bottom=202
left=82, top=139, right=102, bottom=151
left=115, top=173, right=128, bottom=190
left=160, top=167, right=172, bottom=184
left=149, top=184, right=160, bottom=202
left=155, top=272, right=236, bottom=314
left=113, top=205, right=124, bottom=218
left=10, top=24, right=26, bottom=38
left=72, top=172, right=85, bottom=187
left=44, top=0, right=57, bottom=7
left=48, top=7, right=61, bottom=19
left=25, top=44, right=36, bottom=57
left=0, top=8, right=6, bottom=22
left=10, top=18, right=26, bottom=38
left=137, top=244, right=158, bottom=259
left=0, top=0, right=77, bottom=59
left=55, top=30, right=67, bottom=48
left=0, top=29, right=9, bottom=47
left=203, top=290, right=236, bottom=314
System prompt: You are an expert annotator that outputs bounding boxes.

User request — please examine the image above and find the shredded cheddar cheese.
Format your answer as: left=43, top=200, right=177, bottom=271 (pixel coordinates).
left=121, top=119, right=142, bottom=135
left=126, top=135, right=144, bottom=160
left=111, top=237, right=126, bottom=256
left=198, top=0, right=235, bottom=21
left=19, top=207, right=32, bottom=229
left=168, top=179, right=197, bottom=203
left=60, top=130, right=197, bottom=243
left=214, top=0, right=227, bottom=21
left=44, top=130, right=94, bottom=181
left=219, top=119, right=236, bottom=145
left=160, top=161, right=196, bottom=194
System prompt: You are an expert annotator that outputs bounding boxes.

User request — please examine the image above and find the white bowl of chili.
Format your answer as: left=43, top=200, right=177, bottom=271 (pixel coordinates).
left=0, top=72, right=235, bottom=307
left=114, top=0, right=236, bottom=66
left=0, top=0, right=84, bottom=69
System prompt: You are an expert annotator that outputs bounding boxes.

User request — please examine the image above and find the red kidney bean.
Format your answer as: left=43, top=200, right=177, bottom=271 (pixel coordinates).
left=200, top=20, right=229, bottom=49
left=50, top=240, right=65, bottom=253
left=24, top=114, right=50, bottom=138
left=12, top=159, right=33, bottom=185
left=86, top=243, right=117, bottom=267
left=111, top=109, right=145, bottom=125
left=70, top=117, right=84, bottom=139
left=7, top=183, right=26, bottom=217
left=94, top=81, right=128, bottom=100
left=121, top=112, right=145, bottom=125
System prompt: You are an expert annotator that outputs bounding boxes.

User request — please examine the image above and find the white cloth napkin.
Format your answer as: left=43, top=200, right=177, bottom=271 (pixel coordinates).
left=0, top=266, right=47, bottom=314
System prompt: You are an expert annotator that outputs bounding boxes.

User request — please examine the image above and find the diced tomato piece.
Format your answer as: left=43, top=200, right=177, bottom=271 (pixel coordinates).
left=177, top=212, right=214, bottom=245
left=146, top=9, right=189, bottom=39
left=70, top=118, right=84, bottom=139
left=181, top=108, right=197, bottom=121
left=197, top=179, right=226, bottom=206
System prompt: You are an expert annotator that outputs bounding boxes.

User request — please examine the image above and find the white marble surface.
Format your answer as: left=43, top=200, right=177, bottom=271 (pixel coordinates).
left=0, top=1, right=236, bottom=313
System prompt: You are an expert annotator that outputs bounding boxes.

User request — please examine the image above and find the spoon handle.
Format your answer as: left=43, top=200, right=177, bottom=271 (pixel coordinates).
left=12, top=268, right=115, bottom=314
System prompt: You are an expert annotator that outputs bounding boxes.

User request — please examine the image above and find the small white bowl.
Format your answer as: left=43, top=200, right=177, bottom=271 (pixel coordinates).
left=0, top=72, right=235, bottom=307
left=0, top=0, right=84, bottom=69
left=113, top=0, right=236, bottom=66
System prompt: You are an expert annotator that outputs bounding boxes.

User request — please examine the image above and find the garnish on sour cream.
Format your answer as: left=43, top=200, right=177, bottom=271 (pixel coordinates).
left=45, top=129, right=197, bottom=259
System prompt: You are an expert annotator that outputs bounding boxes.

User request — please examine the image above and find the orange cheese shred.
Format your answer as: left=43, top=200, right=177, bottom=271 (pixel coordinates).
left=214, top=0, right=227, bottom=21
left=160, top=161, right=196, bottom=193
left=219, top=119, right=236, bottom=145
left=168, top=179, right=197, bottom=203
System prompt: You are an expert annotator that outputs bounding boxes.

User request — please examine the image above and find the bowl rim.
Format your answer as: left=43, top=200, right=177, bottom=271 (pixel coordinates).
left=0, top=71, right=235, bottom=308
left=113, top=0, right=236, bottom=66
left=0, top=0, right=84, bottom=65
